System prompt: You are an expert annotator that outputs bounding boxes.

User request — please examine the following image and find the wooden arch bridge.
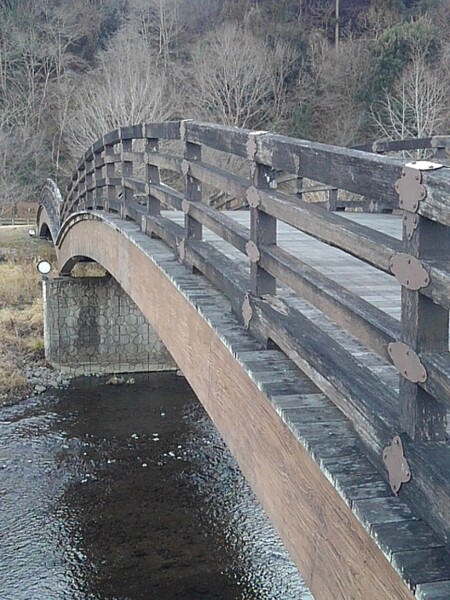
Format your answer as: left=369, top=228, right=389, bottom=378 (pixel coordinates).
left=37, top=121, right=450, bottom=600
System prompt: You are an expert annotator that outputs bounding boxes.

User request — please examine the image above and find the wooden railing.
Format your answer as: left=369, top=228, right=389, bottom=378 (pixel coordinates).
left=353, top=134, right=450, bottom=161
left=56, top=121, right=450, bottom=545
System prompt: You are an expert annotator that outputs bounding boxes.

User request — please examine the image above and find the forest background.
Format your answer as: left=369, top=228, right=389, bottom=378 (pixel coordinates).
left=1, top=0, right=450, bottom=215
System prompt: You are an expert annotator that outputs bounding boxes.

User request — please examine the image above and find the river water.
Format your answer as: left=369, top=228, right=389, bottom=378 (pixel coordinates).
left=0, top=373, right=313, bottom=599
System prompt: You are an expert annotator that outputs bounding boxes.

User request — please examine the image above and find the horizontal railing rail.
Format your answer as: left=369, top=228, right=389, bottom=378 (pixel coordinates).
left=50, top=120, right=450, bottom=546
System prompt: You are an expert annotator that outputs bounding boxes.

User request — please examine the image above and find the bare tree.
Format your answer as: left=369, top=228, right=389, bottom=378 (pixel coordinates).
left=179, top=23, right=296, bottom=129
left=63, top=29, right=172, bottom=161
left=372, top=51, right=449, bottom=142
left=304, top=35, right=369, bottom=145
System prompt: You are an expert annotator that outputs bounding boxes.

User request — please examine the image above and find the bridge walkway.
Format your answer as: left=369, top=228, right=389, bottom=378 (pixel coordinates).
left=37, top=121, right=450, bottom=600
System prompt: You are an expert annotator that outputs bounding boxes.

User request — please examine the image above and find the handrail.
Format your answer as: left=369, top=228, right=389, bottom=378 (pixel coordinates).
left=45, top=120, right=450, bottom=544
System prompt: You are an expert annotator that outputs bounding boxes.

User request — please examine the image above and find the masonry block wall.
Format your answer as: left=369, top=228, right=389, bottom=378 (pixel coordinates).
left=43, top=275, right=177, bottom=375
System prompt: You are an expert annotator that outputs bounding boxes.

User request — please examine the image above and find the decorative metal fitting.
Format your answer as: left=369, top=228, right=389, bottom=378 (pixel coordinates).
left=181, top=159, right=190, bottom=176
left=404, top=160, right=444, bottom=171
left=245, top=240, right=260, bottom=263
left=388, top=341, right=427, bottom=383
left=389, top=253, right=430, bottom=290
left=246, top=186, right=261, bottom=208
left=181, top=199, right=190, bottom=214
left=383, top=435, right=411, bottom=495
left=395, top=167, right=426, bottom=213
left=246, top=131, right=267, bottom=160
left=242, top=293, right=253, bottom=329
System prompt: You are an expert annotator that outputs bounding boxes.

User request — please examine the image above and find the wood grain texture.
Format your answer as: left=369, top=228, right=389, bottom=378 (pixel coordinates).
left=55, top=214, right=416, bottom=600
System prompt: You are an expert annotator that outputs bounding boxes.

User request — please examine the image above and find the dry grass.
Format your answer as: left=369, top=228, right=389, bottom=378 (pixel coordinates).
left=0, top=263, right=41, bottom=307
left=0, top=226, right=54, bottom=401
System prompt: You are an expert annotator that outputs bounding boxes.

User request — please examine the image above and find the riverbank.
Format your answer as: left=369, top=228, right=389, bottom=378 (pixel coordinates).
left=0, top=226, right=69, bottom=405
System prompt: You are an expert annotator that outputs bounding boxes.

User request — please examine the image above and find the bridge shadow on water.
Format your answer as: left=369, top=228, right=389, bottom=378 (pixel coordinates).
left=0, top=372, right=311, bottom=600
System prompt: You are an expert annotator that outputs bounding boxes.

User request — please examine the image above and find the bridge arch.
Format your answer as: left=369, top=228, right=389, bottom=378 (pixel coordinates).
left=37, top=121, right=450, bottom=600
left=37, top=179, right=63, bottom=242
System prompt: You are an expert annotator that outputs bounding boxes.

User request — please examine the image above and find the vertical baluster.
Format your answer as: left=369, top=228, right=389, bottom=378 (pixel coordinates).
left=295, top=172, right=304, bottom=201
left=247, top=132, right=276, bottom=296
left=327, top=187, right=338, bottom=211
left=145, top=135, right=160, bottom=217
left=395, top=166, right=448, bottom=441
left=78, top=162, right=87, bottom=211
left=183, top=140, right=202, bottom=241
left=121, top=138, right=133, bottom=219
left=104, top=139, right=116, bottom=213
left=94, top=141, right=104, bottom=210
left=85, top=154, right=94, bottom=210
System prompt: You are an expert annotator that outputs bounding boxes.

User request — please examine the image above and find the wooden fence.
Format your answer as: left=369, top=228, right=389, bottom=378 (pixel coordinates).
left=56, top=121, right=450, bottom=546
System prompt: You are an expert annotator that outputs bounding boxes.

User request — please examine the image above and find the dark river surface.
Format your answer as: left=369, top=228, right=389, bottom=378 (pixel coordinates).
left=0, top=372, right=313, bottom=599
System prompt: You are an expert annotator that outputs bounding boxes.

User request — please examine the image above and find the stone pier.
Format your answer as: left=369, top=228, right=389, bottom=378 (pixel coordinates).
left=43, top=275, right=177, bottom=375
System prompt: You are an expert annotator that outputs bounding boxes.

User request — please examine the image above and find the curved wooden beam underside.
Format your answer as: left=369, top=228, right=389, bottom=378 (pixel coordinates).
left=52, top=211, right=415, bottom=600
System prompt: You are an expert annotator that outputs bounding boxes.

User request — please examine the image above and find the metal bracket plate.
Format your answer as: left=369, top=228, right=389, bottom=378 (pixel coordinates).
left=246, top=186, right=261, bottom=208
left=395, top=167, right=426, bottom=212
left=181, top=199, right=190, bottom=214
left=404, top=160, right=444, bottom=170
left=383, top=435, right=411, bottom=495
left=242, top=293, right=253, bottom=329
left=389, top=253, right=430, bottom=290
left=245, top=241, right=260, bottom=263
left=388, top=341, right=427, bottom=383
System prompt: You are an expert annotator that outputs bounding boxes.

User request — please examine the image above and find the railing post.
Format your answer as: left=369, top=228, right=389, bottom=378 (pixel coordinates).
left=86, top=154, right=94, bottom=210
left=295, top=173, right=304, bottom=200
left=247, top=132, right=276, bottom=296
left=121, top=136, right=133, bottom=219
left=94, top=142, right=103, bottom=210
left=327, top=187, right=338, bottom=211
left=104, top=138, right=116, bottom=213
left=395, top=164, right=448, bottom=441
left=78, top=162, right=86, bottom=211
left=183, top=138, right=202, bottom=241
left=145, top=133, right=161, bottom=217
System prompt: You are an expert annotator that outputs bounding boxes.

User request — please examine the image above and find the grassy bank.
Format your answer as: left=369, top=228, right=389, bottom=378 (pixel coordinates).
left=0, top=226, right=55, bottom=401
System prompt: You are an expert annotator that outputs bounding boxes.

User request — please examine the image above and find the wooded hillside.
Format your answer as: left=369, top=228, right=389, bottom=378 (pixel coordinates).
left=1, top=0, right=449, bottom=213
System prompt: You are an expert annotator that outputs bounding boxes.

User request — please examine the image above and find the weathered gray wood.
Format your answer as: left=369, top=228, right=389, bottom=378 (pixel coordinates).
left=371, top=520, right=444, bottom=559
left=146, top=137, right=161, bottom=217
left=185, top=202, right=249, bottom=254
left=188, top=160, right=250, bottom=200
left=245, top=292, right=450, bottom=545
left=258, top=187, right=401, bottom=272
left=353, top=137, right=438, bottom=153
left=420, top=352, right=450, bottom=410
left=251, top=161, right=276, bottom=295
left=148, top=183, right=184, bottom=211
left=120, top=124, right=144, bottom=140
left=146, top=152, right=183, bottom=173
left=399, top=212, right=448, bottom=441
left=259, top=243, right=399, bottom=360
left=184, top=120, right=252, bottom=159
left=184, top=238, right=248, bottom=317
left=184, top=141, right=202, bottom=241
left=141, top=214, right=183, bottom=249
left=416, top=581, right=450, bottom=600
left=392, top=547, right=450, bottom=587
left=121, top=139, right=133, bottom=218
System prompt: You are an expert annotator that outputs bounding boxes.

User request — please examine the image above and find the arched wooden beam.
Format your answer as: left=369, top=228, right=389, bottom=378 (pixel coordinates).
left=54, top=211, right=416, bottom=600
